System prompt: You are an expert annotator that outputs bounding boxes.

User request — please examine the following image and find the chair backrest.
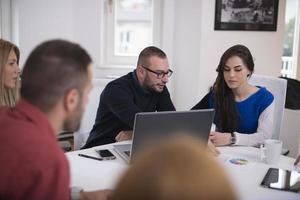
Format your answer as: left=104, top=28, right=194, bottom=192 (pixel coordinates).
left=73, top=78, right=112, bottom=149
left=249, top=74, right=287, bottom=139
left=280, top=109, right=300, bottom=158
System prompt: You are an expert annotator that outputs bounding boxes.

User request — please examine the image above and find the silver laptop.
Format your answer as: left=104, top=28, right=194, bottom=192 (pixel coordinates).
left=114, top=109, right=214, bottom=163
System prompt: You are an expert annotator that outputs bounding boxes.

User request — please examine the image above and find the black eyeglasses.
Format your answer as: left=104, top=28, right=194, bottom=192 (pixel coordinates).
left=141, top=65, right=173, bottom=79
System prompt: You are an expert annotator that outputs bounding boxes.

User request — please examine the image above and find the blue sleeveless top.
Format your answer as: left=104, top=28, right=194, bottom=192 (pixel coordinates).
left=208, top=87, right=274, bottom=134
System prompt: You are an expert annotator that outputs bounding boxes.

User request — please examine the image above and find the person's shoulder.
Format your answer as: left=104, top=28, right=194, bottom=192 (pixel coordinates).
left=101, top=72, right=136, bottom=101
left=191, top=91, right=213, bottom=110
left=106, top=72, right=133, bottom=90
left=258, top=87, right=274, bottom=102
left=0, top=107, right=58, bottom=152
left=1, top=119, right=66, bottom=167
left=259, top=86, right=273, bottom=95
left=0, top=109, right=35, bottom=141
left=1, top=119, right=53, bottom=148
left=252, top=87, right=274, bottom=110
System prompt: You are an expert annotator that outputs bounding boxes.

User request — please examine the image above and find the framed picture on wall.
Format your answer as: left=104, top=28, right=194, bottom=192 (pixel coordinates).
left=214, top=0, right=279, bottom=31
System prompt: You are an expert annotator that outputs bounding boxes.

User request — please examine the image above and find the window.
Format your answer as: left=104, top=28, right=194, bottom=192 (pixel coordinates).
left=115, top=0, right=153, bottom=56
left=101, top=0, right=162, bottom=68
left=281, top=0, right=299, bottom=78
left=0, top=0, right=3, bottom=38
left=0, top=0, right=10, bottom=39
left=0, top=0, right=18, bottom=42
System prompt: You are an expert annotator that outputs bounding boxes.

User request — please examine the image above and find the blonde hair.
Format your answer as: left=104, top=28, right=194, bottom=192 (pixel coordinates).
left=112, top=135, right=238, bottom=200
left=0, top=39, right=20, bottom=107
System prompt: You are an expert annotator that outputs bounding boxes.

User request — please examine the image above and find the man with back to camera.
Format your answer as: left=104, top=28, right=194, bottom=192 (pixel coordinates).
left=0, top=40, right=110, bottom=200
left=82, top=46, right=176, bottom=148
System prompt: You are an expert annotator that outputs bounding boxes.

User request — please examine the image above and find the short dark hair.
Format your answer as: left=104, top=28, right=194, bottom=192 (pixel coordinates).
left=137, top=46, right=167, bottom=67
left=21, top=39, right=92, bottom=112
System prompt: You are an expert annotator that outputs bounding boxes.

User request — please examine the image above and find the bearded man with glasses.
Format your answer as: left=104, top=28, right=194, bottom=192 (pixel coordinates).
left=82, top=46, right=176, bottom=148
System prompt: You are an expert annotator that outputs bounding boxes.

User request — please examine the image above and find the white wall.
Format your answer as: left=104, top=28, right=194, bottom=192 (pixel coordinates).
left=171, top=0, right=202, bottom=110
left=172, top=0, right=286, bottom=110
left=72, top=0, right=102, bottom=68
left=15, top=0, right=286, bottom=110
left=18, top=0, right=73, bottom=66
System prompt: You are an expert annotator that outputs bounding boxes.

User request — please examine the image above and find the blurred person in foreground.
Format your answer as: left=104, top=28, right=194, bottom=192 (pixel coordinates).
left=111, top=135, right=237, bottom=200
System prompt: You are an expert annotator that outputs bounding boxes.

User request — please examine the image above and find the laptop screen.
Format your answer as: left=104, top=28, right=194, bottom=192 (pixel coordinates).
left=130, top=109, right=214, bottom=161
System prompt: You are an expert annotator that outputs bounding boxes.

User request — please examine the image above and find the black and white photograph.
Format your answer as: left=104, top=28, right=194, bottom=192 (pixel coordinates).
left=215, top=0, right=279, bottom=31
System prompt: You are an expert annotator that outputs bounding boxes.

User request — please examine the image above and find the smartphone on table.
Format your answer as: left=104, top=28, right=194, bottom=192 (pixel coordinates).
left=95, top=149, right=116, bottom=160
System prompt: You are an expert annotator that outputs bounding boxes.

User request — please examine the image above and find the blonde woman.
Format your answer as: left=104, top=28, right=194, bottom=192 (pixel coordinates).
left=111, top=135, right=237, bottom=200
left=0, top=39, right=21, bottom=107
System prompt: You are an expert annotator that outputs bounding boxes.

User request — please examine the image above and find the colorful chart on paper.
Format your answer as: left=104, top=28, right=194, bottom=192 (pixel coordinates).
left=229, top=158, right=248, bottom=165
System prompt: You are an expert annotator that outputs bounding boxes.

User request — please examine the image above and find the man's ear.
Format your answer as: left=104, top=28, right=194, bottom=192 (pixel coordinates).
left=64, top=88, right=79, bottom=113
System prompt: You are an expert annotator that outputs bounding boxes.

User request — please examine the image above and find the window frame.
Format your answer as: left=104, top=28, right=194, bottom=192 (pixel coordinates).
left=0, top=0, right=11, bottom=39
left=99, top=0, right=162, bottom=69
left=0, top=0, right=18, bottom=43
left=0, top=1, right=2, bottom=38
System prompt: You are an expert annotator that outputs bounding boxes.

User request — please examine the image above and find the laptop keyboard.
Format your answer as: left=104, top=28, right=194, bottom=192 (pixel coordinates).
left=124, top=150, right=131, bottom=156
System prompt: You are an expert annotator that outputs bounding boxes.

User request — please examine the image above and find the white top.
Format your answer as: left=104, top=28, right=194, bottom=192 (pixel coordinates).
left=235, top=101, right=275, bottom=146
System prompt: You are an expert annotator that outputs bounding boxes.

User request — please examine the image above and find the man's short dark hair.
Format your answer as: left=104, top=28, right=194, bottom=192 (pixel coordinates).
left=21, top=39, right=92, bottom=112
left=137, top=46, right=167, bottom=67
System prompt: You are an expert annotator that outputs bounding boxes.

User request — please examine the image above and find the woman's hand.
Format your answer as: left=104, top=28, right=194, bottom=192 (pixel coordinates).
left=207, top=140, right=220, bottom=156
left=209, top=131, right=232, bottom=146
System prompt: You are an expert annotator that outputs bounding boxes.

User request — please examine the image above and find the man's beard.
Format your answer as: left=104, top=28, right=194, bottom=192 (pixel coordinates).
left=143, top=74, right=161, bottom=93
left=63, top=98, right=84, bottom=132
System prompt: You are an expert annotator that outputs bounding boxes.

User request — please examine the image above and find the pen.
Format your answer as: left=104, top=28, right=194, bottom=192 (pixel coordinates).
left=78, top=153, right=103, bottom=161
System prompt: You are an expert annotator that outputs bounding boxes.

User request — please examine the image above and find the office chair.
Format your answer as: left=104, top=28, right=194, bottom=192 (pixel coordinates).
left=249, top=74, right=290, bottom=155
left=280, top=109, right=300, bottom=158
left=249, top=74, right=287, bottom=140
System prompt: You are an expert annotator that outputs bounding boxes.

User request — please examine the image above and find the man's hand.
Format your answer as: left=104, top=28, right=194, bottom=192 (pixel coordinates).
left=207, top=140, right=220, bottom=156
left=209, top=131, right=231, bottom=146
left=80, top=189, right=112, bottom=200
left=294, top=155, right=300, bottom=166
left=115, top=131, right=133, bottom=142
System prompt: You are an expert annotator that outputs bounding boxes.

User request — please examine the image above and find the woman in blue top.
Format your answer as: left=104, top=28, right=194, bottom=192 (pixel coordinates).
left=192, top=45, right=274, bottom=146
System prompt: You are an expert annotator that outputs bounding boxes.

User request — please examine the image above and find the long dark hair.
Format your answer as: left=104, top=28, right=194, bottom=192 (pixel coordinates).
left=213, top=44, right=254, bottom=133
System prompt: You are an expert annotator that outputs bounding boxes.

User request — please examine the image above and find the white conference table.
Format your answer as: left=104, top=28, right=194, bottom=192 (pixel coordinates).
left=66, top=141, right=300, bottom=199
